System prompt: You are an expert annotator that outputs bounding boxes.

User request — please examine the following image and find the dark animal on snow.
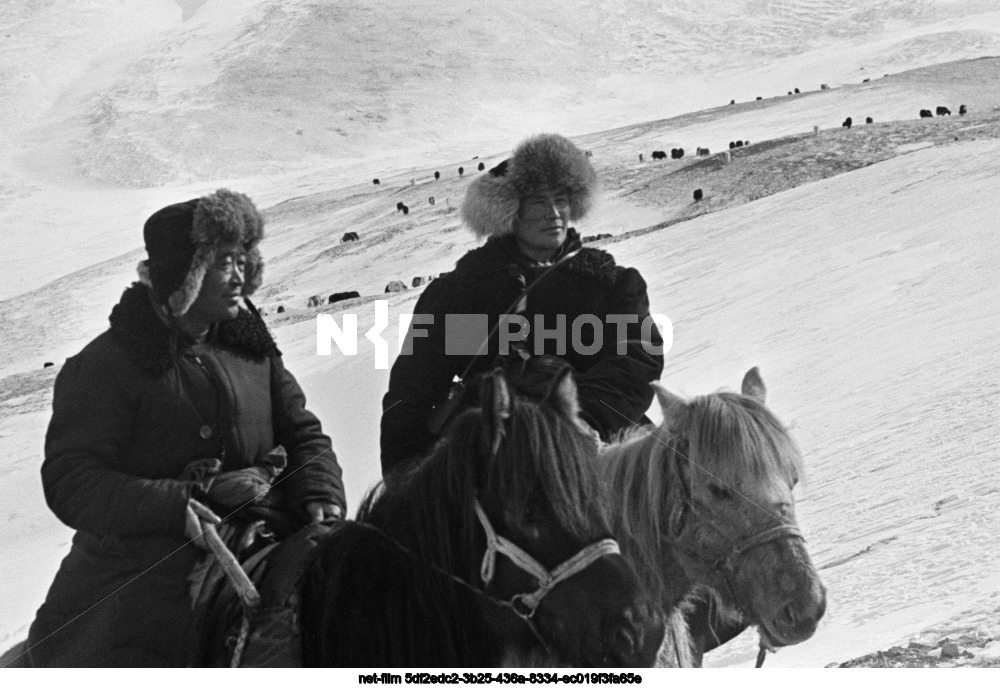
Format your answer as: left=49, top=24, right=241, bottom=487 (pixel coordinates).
left=651, top=151, right=666, bottom=160
left=458, top=167, right=464, bottom=176
left=959, top=105, right=967, bottom=115
left=396, top=202, right=405, bottom=212
left=401, top=205, right=409, bottom=215
left=43, top=362, right=54, bottom=368
left=735, top=140, right=744, bottom=147
left=820, top=84, right=829, bottom=90
left=794, top=88, right=800, bottom=94
left=328, top=291, right=360, bottom=305
left=373, top=179, right=380, bottom=185
left=936, top=106, right=951, bottom=116
left=277, top=305, right=285, bottom=314
left=755, top=96, right=762, bottom=101
left=434, top=171, right=440, bottom=180
left=693, top=189, right=703, bottom=202
left=639, top=154, right=643, bottom=162
left=862, top=78, right=870, bottom=83
left=384, top=280, right=408, bottom=293
left=307, top=295, right=323, bottom=308
left=919, top=109, right=933, bottom=118
left=342, top=232, right=359, bottom=243
left=429, top=197, right=435, bottom=205
left=478, top=162, right=485, bottom=171
left=866, top=117, right=873, bottom=124
left=842, top=117, right=852, bottom=129
left=729, top=141, right=735, bottom=150
left=729, top=99, right=735, bottom=105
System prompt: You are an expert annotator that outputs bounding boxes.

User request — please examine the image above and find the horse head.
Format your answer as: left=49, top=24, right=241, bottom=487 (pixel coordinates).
left=467, top=357, right=664, bottom=667
left=653, top=367, right=826, bottom=650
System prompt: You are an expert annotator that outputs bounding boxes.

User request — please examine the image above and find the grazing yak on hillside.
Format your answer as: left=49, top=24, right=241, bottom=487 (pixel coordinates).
left=43, top=362, right=54, bottom=368
left=919, top=109, right=933, bottom=118
left=401, top=204, right=409, bottom=215
left=396, top=202, right=405, bottom=212
left=478, top=162, right=485, bottom=171
left=842, top=117, right=853, bottom=129
left=936, top=106, right=951, bottom=116
left=651, top=150, right=667, bottom=160
left=428, top=196, right=435, bottom=205
left=328, top=291, right=361, bottom=304
left=959, top=104, right=967, bottom=115
left=307, top=295, right=323, bottom=308
left=277, top=305, right=285, bottom=314
left=693, top=189, right=703, bottom=202
left=434, top=171, right=440, bottom=180
left=866, top=117, right=873, bottom=124
left=385, top=280, right=408, bottom=293
left=373, top=178, right=380, bottom=185
left=342, top=231, right=359, bottom=242
left=458, top=167, right=464, bottom=176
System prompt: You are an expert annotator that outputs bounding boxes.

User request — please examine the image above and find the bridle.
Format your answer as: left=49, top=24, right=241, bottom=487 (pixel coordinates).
left=474, top=499, right=621, bottom=619
left=661, top=440, right=804, bottom=666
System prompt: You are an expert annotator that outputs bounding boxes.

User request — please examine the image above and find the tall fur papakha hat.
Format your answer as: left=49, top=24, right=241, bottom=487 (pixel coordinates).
left=137, top=189, right=264, bottom=316
left=461, top=133, right=597, bottom=239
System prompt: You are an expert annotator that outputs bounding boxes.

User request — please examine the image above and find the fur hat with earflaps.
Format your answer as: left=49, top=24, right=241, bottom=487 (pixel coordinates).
left=137, top=189, right=265, bottom=316
left=461, top=133, right=598, bottom=239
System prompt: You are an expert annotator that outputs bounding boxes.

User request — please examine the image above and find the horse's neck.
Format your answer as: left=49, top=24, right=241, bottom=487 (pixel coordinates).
left=606, top=432, right=697, bottom=613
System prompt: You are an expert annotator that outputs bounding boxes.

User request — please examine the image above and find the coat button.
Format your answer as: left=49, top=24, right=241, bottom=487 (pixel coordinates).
left=199, top=424, right=213, bottom=440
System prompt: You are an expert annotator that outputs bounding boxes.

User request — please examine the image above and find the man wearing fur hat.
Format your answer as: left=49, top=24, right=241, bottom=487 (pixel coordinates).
left=380, top=133, right=665, bottom=471
left=26, top=189, right=346, bottom=666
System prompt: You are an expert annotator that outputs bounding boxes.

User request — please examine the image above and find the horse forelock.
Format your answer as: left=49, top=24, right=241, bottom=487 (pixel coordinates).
left=481, top=396, right=610, bottom=541
left=686, top=393, right=803, bottom=488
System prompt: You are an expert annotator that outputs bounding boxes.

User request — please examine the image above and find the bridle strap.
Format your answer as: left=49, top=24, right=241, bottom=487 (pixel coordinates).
left=719, top=524, right=803, bottom=573
left=475, top=500, right=620, bottom=617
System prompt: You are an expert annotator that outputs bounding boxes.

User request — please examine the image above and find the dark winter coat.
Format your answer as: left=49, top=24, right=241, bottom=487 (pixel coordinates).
left=380, top=229, right=664, bottom=474
left=27, top=283, right=345, bottom=667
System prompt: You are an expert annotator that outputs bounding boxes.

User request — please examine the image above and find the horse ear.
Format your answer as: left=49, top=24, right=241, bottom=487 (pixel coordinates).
left=741, top=366, right=767, bottom=403
left=487, top=372, right=512, bottom=426
left=550, top=369, right=581, bottom=420
left=651, top=381, right=688, bottom=435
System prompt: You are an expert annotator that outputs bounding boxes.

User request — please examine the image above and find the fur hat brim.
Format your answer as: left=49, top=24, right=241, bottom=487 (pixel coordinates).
left=138, top=189, right=265, bottom=316
left=461, top=134, right=597, bottom=239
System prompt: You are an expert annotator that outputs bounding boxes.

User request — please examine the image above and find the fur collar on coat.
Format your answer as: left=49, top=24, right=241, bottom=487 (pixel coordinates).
left=109, top=283, right=280, bottom=378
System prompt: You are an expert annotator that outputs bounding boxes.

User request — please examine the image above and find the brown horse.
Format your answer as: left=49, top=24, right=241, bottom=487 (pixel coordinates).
left=598, top=367, right=826, bottom=666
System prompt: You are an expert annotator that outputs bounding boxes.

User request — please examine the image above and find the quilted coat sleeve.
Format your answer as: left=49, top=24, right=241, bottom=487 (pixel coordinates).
left=42, top=354, right=192, bottom=538
left=379, top=278, right=464, bottom=475
left=574, top=267, right=665, bottom=438
left=270, top=356, right=347, bottom=516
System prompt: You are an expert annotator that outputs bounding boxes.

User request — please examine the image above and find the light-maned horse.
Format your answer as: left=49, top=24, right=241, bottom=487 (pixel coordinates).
left=599, top=367, right=826, bottom=666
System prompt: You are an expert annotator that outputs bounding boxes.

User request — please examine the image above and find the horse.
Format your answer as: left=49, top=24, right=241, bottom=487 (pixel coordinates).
left=202, top=360, right=663, bottom=668
left=598, top=367, right=826, bottom=666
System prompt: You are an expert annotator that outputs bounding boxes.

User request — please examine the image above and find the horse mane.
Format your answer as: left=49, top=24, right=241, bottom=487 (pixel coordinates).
left=332, top=385, right=609, bottom=665
left=598, top=389, right=803, bottom=607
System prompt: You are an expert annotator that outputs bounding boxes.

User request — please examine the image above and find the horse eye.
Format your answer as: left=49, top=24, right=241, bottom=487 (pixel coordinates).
left=708, top=483, right=734, bottom=500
